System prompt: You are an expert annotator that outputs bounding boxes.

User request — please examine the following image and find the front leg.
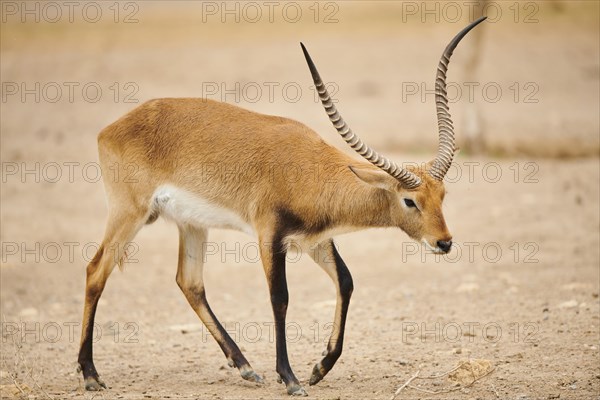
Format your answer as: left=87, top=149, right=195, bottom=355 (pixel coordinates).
left=306, top=240, right=353, bottom=386
left=259, top=235, right=307, bottom=396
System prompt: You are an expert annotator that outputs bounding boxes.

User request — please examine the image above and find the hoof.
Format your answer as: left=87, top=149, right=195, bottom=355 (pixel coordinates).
left=308, top=363, right=325, bottom=386
left=241, top=370, right=264, bottom=384
left=84, top=376, right=107, bottom=391
left=287, top=383, right=308, bottom=396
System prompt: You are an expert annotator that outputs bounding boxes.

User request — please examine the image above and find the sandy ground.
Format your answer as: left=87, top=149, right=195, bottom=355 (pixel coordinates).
left=1, top=2, right=599, bottom=399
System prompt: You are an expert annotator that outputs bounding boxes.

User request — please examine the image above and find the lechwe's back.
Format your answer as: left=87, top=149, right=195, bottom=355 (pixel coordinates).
left=97, top=97, right=374, bottom=234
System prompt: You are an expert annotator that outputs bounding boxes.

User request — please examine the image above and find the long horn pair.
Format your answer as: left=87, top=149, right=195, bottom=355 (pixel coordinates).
left=301, top=16, right=486, bottom=187
left=300, top=43, right=421, bottom=189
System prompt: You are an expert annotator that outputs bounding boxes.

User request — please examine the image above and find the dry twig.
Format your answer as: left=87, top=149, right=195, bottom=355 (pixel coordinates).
left=2, top=315, right=54, bottom=400
left=390, top=360, right=496, bottom=398
left=390, top=368, right=421, bottom=400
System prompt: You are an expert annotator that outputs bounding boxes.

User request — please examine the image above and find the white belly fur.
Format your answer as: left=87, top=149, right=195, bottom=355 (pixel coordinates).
left=152, top=185, right=255, bottom=236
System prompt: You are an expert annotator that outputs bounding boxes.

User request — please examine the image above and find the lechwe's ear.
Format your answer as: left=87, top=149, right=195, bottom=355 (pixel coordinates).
left=348, top=165, right=399, bottom=191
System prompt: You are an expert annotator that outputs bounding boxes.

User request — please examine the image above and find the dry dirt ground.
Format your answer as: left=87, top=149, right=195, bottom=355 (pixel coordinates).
left=1, top=2, right=599, bottom=400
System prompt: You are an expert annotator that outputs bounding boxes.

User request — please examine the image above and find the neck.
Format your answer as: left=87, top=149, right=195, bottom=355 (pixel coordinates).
left=330, top=181, right=396, bottom=230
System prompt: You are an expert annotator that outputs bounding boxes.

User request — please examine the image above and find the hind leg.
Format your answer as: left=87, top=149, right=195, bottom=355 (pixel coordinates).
left=78, top=211, right=145, bottom=390
left=175, top=224, right=263, bottom=384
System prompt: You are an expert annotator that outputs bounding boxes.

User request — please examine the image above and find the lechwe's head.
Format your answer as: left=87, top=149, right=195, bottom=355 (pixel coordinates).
left=301, top=17, right=486, bottom=254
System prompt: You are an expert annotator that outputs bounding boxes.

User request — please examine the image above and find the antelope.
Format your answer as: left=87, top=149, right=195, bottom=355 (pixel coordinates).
left=78, top=17, right=486, bottom=397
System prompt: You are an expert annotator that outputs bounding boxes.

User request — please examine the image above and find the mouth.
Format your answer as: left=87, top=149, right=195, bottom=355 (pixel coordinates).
left=421, top=239, right=447, bottom=254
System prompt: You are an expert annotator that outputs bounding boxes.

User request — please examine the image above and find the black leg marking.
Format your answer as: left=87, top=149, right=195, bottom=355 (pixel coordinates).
left=308, top=240, right=353, bottom=386
left=78, top=245, right=109, bottom=391
left=78, top=301, right=106, bottom=391
left=262, top=234, right=307, bottom=396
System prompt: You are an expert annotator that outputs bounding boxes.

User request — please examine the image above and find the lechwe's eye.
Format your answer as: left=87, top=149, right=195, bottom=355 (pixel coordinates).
left=404, top=198, right=417, bottom=208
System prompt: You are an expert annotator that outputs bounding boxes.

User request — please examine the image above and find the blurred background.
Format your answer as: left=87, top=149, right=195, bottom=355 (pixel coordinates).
left=1, top=2, right=598, bottom=399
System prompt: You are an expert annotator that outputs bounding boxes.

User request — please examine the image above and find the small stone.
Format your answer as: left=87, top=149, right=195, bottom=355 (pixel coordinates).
left=167, top=323, right=203, bottom=333
left=456, top=282, right=480, bottom=293
left=557, top=300, right=578, bottom=309
left=19, top=307, right=38, bottom=317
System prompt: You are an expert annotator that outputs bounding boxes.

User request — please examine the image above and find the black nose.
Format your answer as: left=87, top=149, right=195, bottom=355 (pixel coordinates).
left=437, top=240, right=452, bottom=253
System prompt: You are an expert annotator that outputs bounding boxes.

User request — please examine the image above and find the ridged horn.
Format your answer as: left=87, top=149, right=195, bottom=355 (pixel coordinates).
left=429, top=16, right=487, bottom=181
left=300, top=43, right=422, bottom=189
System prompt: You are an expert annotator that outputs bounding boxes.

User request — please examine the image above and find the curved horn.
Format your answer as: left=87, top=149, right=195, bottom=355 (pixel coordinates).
left=429, top=16, right=487, bottom=181
left=300, top=43, right=421, bottom=189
